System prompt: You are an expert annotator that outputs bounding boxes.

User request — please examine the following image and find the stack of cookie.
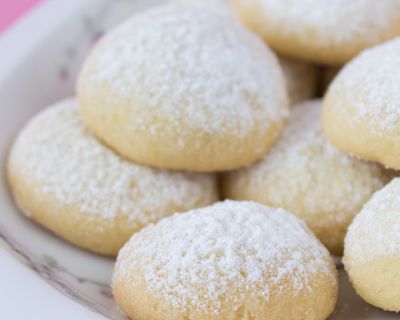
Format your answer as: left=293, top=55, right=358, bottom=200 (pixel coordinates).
left=7, top=0, right=400, bottom=319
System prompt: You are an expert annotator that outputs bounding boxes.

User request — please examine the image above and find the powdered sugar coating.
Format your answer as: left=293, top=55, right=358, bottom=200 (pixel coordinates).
left=114, top=200, right=336, bottom=314
left=245, top=0, right=400, bottom=45
left=224, top=101, right=387, bottom=231
left=327, top=38, right=400, bottom=134
left=345, top=178, right=400, bottom=265
left=8, top=99, right=217, bottom=227
left=80, top=3, right=288, bottom=138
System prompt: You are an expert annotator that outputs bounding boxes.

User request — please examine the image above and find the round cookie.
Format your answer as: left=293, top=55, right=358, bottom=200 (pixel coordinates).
left=222, top=100, right=391, bottom=255
left=7, top=98, right=218, bottom=256
left=234, top=0, right=400, bottom=65
left=113, top=200, right=338, bottom=320
left=344, top=178, right=400, bottom=312
left=323, top=38, right=400, bottom=170
left=278, top=55, right=318, bottom=104
left=78, top=3, right=288, bottom=172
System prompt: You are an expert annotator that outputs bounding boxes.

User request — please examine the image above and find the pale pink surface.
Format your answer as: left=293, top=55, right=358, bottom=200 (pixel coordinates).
left=0, top=0, right=43, bottom=33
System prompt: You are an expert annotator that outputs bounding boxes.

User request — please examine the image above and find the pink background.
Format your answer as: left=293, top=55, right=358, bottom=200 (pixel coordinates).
left=0, top=0, right=43, bottom=33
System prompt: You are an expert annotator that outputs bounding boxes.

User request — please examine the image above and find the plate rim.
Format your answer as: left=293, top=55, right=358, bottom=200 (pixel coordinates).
left=0, top=0, right=109, bottom=319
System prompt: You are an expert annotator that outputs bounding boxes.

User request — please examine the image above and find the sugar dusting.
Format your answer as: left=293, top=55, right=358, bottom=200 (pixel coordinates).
left=345, top=178, right=400, bottom=264
left=328, top=38, right=400, bottom=133
left=248, top=0, right=400, bottom=45
left=114, top=200, right=335, bottom=314
left=226, top=100, right=387, bottom=228
left=9, top=99, right=217, bottom=225
left=80, top=3, right=288, bottom=138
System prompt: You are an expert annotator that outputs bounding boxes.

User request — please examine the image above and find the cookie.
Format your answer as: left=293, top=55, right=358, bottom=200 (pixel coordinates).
left=234, top=0, right=400, bottom=65
left=7, top=98, right=218, bottom=256
left=344, top=178, right=400, bottom=312
left=222, top=100, right=390, bottom=255
left=78, top=3, right=288, bottom=172
left=323, top=38, right=400, bottom=170
left=113, top=200, right=338, bottom=320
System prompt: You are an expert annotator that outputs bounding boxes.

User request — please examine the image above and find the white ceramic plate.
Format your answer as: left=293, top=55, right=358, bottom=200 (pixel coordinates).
left=0, top=1, right=397, bottom=319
